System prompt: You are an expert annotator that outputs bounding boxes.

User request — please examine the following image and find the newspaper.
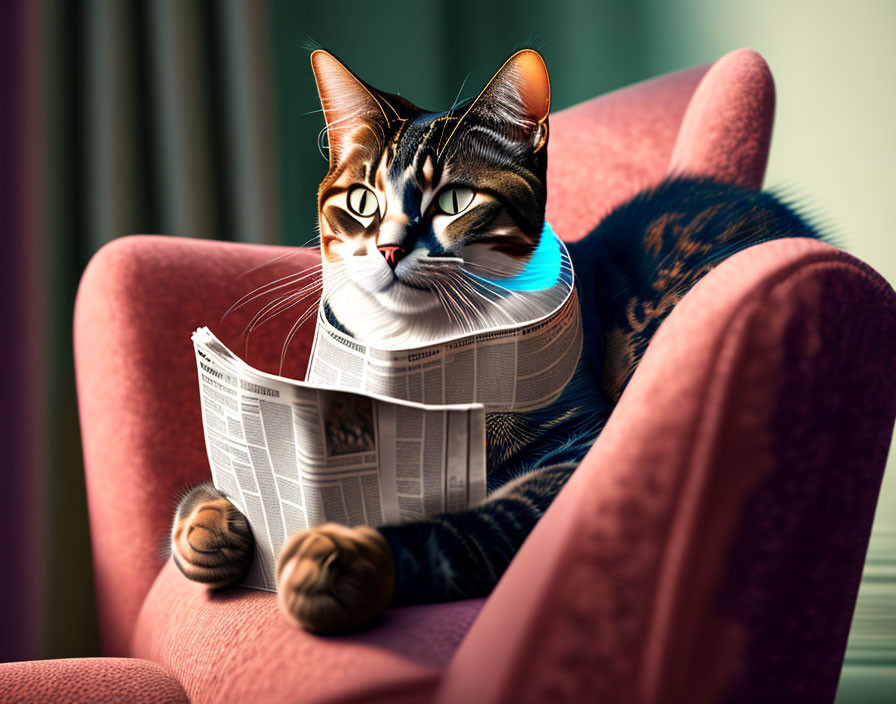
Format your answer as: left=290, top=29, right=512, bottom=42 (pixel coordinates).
left=307, top=286, right=583, bottom=413
left=192, top=327, right=487, bottom=591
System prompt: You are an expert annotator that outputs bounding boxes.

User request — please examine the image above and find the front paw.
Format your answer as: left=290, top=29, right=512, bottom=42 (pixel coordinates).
left=172, top=495, right=254, bottom=588
left=276, top=523, right=395, bottom=634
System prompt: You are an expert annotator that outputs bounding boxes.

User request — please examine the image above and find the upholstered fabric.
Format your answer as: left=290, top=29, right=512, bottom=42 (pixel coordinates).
left=546, top=48, right=773, bottom=242
left=0, top=658, right=188, bottom=703
left=63, top=48, right=896, bottom=703
left=668, top=48, right=775, bottom=189
left=437, top=239, right=896, bottom=704
left=133, top=561, right=483, bottom=704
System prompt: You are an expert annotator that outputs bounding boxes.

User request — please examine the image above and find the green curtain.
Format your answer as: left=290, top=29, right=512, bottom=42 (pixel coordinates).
left=43, top=0, right=281, bottom=657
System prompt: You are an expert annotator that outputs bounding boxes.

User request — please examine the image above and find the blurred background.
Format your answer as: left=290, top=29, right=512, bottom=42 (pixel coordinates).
left=2, top=0, right=894, bottom=701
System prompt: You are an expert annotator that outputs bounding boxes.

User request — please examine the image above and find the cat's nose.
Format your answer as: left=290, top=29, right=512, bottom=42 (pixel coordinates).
left=378, top=245, right=407, bottom=269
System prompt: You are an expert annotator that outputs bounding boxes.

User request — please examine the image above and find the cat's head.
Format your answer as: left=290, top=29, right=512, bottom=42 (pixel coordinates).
left=311, top=49, right=558, bottom=347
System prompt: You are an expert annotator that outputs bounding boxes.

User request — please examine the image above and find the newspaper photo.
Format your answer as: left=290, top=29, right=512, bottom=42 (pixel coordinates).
left=192, top=327, right=487, bottom=591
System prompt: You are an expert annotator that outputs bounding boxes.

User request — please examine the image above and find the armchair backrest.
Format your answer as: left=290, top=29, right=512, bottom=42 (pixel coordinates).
left=547, top=48, right=774, bottom=241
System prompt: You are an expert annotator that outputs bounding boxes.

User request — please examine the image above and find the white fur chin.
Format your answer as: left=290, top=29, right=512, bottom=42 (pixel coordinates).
left=325, top=276, right=568, bottom=350
left=325, top=280, right=457, bottom=348
left=373, top=281, right=442, bottom=314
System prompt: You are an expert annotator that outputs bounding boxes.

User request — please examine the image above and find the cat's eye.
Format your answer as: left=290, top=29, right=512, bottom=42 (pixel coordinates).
left=437, top=187, right=475, bottom=216
left=347, top=185, right=379, bottom=218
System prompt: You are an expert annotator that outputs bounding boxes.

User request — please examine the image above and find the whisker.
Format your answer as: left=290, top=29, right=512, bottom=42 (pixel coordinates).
left=236, top=240, right=320, bottom=280
left=279, top=303, right=322, bottom=375
left=438, top=72, right=471, bottom=156
left=277, top=273, right=351, bottom=374
left=461, top=258, right=573, bottom=278
left=250, top=282, right=324, bottom=332
left=243, top=268, right=349, bottom=360
left=442, top=278, right=478, bottom=333
left=242, top=288, right=321, bottom=357
left=455, top=276, right=515, bottom=327
left=222, top=264, right=325, bottom=323
left=431, top=279, right=461, bottom=330
left=240, top=274, right=329, bottom=339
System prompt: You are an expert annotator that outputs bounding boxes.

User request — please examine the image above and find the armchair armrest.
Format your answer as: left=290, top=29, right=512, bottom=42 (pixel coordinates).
left=438, top=238, right=896, bottom=704
left=74, top=235, right=320, bottom=655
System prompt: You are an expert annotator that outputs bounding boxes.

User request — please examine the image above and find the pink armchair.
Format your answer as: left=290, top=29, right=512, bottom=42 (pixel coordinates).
left=10, top=49, right=891, bottom=703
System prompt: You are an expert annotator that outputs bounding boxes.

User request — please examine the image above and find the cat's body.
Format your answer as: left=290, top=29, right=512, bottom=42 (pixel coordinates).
left=381, top=176, right=822, bottom=604
left=171, top=49, right=822, bottom=632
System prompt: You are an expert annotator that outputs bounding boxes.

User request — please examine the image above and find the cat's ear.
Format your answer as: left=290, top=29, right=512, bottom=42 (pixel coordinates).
left=310, top=50, right=391, bottom=165
left=465, top=49, right=551, bottom=151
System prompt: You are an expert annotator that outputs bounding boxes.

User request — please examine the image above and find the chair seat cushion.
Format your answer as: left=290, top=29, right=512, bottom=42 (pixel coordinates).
left=132, top=561, right=484, bottom=704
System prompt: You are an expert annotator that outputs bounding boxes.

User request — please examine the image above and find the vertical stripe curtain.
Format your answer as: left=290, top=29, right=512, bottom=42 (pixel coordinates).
left=84, top=0, right=279, bottom=248
left=15, top=0, right=281, bottom=659
left=1, top=0, right=45, bottom=665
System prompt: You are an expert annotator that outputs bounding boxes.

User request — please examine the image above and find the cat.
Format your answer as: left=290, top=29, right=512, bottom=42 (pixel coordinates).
left=170, top=48, right=821, bottom=633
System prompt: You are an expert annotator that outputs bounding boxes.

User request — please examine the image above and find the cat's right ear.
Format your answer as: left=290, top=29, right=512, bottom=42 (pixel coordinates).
left=310, top=50, right=390, bottom=165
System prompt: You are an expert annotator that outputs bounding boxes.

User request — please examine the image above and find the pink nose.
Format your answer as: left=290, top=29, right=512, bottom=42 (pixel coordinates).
left=378, top=245, right=407, bottom=268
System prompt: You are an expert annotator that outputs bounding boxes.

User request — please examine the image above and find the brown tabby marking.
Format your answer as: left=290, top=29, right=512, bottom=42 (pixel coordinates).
left=602, top=207, right=733, bottom=402
left=276, top=523, right=395, bottom=634
left=172, top=496, right=253, bottom=588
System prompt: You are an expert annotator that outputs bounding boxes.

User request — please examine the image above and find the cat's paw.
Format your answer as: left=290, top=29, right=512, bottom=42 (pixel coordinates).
left=276, top=523, right=395, bottom=634
left=171, top=494, right=254, bottom=588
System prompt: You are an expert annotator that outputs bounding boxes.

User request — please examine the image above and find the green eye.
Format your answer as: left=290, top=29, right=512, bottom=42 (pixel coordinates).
left=347, top=185, right=378, bottom=217
left=437, top=187, right=475, bottom=215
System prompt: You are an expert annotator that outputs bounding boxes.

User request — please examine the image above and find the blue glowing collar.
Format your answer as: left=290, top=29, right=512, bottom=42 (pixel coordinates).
left=469, top=221, right=565, bottom=292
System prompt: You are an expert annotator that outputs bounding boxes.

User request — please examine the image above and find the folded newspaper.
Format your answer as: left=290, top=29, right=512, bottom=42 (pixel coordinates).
left=193, top=328, right=488, bottom=591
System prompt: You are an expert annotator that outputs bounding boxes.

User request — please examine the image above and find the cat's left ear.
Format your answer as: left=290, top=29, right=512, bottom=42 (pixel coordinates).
left=466, top=49, right=551, bottom=151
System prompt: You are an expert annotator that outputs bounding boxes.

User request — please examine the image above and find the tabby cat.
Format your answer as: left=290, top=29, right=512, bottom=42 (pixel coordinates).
left=171, top=48, right=820, bottom=633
